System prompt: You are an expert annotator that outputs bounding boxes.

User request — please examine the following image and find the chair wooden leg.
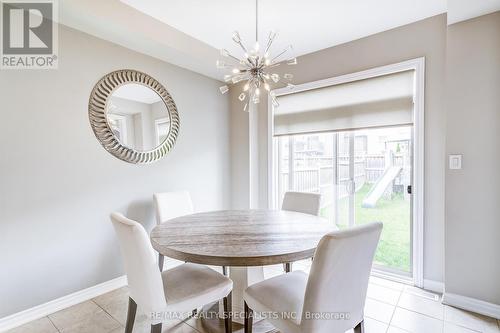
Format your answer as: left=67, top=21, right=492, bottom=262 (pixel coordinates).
left=354, top=319, right=365, bottom=333
left=223, top=292, right=232, bottom=333
left=244, top=301, right=253, bottom=333
left=284, top=262, right=292, bottom=273
left=125, top=297, right=137, bottom=333
left=158, top=254, right=164, bottom=271
left=151, top=323, right=162, bottom=333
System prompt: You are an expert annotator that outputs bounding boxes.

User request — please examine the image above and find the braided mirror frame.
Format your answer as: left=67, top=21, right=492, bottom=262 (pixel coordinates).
left=88, top=69, right=179, bottom=164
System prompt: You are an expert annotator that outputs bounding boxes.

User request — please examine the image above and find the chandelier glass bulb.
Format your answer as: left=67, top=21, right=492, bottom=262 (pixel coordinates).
left=216, top=0, right=296, bottom=111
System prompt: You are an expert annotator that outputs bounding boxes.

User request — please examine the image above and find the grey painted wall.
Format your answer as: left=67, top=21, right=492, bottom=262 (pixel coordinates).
left=230, top=14, right=447, bottom=283
left=0, top=25, right=231, bottom=317
left=229, top=84, right=251, bottom=209
left=445, top=11, right=500, bottom=305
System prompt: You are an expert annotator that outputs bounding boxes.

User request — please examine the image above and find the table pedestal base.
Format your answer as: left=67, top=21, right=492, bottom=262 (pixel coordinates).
left=228, top=266, right=265, bottom=324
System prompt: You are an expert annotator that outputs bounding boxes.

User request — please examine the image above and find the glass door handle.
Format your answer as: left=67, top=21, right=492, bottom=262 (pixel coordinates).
left=348, top=179, right=356, bottom=195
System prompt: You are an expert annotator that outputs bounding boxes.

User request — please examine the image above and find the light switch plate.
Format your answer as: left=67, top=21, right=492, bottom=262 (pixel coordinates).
left=449, top=154, right=462, bottom=170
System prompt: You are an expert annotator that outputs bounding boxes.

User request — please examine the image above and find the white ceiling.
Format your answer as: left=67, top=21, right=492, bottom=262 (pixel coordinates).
left=121, top=0, right=447, bottom=60
left=60, top=0, right=220, bottom=79
left=448, top=0, right=500, bottom=24
left=61, top=0, right=500, bottom=81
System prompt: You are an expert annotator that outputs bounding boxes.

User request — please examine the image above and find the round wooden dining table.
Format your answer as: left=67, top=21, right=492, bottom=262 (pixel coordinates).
left=150, top=209, right=337, bottom=332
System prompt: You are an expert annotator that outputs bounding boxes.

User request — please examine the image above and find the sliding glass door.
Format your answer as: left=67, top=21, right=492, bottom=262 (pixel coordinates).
left=352, top=127, right=412, bottom=274
left=276, top=125, right=413, bottom=275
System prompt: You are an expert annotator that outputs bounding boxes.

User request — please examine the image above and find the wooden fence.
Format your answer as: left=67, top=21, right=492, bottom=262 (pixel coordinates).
left=280, top=153, right=408, bottom=206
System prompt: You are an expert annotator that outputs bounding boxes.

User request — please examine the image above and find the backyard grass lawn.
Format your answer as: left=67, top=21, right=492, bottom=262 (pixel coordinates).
left=321, top=184, right=411, bottom=272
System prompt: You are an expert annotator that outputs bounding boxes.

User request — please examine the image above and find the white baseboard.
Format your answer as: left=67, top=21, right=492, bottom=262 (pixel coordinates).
left=443, top=292, right=500, bottom=319
left=423, top=279, right=444, bottom=294
left=0, top=275, right=127, bottom=332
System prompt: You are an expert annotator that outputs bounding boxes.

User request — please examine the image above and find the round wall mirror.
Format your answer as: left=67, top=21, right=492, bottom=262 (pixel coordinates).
left=107, top=83, right=171, bottom=152
left=89, top=70, right=179, bottom=164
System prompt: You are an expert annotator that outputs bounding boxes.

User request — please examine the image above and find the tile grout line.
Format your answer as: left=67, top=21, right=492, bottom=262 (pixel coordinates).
left=362, top=316, right=390, bottom=332
left=395, top=306, right=446, bottom=322
left=386, top=289, right=403, bottom=332
left=442, top=319, right=486, bottom=333
left=46, top=300, right=108, bottom=333
left=183, top=320, right=204, bottom=333
left=441, top=305, right=496, bottom=333
left=90, top=299, right=123, bottom=331
left=441, top=299, right=445, bottom=333
left=181, top=314, right=207, bottom=333
left=392, top=303, right=489, bottom=333
left=396, top=306, right=444, bottom=322
left=395, top=301, right=445, bottom=321
left=366, top=295, right=400, bottom=307
left=444, top=320, right=484, bottom=333
left=387, top=323, right=412, bottom=333
left=370, top=282, right=443, bottom=309
left=45, top=315, right=61, bottom=333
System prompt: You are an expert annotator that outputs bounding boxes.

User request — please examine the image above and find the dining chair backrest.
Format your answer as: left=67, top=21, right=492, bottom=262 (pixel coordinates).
left=300, top=222, right=383, bottom=333
left=154, top=191, right=194, bottom=224
left=281, top=191, right=321, bottom=216
left=110, top=213, right=167, bottom=314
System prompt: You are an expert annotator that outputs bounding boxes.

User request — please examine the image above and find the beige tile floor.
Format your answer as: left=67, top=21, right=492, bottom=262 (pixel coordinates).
left=6, top=259, right=500, bottom=333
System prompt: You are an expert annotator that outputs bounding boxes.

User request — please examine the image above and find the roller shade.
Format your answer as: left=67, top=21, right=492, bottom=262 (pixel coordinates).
left=273, top=70, right=415, bottom=136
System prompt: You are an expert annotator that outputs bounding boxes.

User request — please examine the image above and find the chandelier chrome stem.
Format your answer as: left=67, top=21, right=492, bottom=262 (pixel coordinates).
left=271, top=46, right=291, bottom=63
left=217, top=0, right=297, bottom=111
left=255, top=0, right=258, bottom=44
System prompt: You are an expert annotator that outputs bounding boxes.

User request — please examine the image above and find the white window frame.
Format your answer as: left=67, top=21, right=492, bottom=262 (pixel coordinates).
left=267, top=58, right=425, bottom=287
left=108, top=113, right=128, bottom=145
left=154, top=117, right=171, bottom=146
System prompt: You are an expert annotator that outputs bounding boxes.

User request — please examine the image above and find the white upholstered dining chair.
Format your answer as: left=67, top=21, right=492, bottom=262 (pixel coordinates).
left=153, top=191, right=194, bottom=270
left=243, top=222, right=383, bottom=333
left=111, top=213, right=233, bottom=333
left=154, top=191, right=194, bottom=224
left=281, top=191, right=321, bottom=216
left=281, top=191, right=322, bottom=272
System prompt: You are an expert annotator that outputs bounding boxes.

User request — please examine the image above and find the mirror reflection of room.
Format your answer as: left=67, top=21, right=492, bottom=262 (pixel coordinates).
left=106, top=83, right=170, bottom=152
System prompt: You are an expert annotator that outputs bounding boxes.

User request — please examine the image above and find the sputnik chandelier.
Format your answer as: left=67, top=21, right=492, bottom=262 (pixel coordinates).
left=217, top=0, right=296, bottom=111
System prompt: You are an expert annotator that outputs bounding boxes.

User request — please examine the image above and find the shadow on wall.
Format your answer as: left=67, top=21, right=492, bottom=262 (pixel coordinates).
left=126, top=199, right=156, bottom=230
